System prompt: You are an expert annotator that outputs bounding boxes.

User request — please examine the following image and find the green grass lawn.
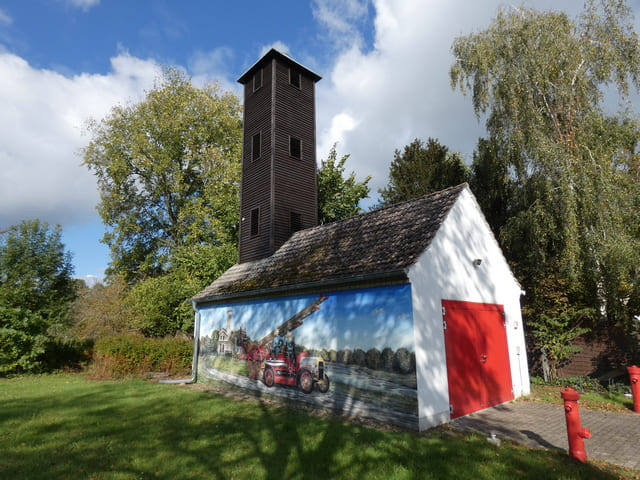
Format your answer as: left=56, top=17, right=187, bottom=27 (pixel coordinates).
left=0, top=374, right=636, bottom=480
left=527, top=380, right=635, bottom=414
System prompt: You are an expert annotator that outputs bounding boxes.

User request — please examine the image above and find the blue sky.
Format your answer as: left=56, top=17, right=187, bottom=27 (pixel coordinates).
left=199, top=285, right=414, bottom=352
left=1, top=0, right=637, bottom=284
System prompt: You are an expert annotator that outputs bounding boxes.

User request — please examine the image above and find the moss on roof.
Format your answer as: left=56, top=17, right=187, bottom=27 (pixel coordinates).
left=193, top=184, right=467, bottom=303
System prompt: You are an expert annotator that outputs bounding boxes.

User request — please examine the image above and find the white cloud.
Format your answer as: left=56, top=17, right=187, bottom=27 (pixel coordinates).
left=0, top=52, right=161, bottom=228
left=0, top=7, right=12, bottom=25
left=261, top=41, right=291, bottom=57
left=66, top=0, right=100, bottom=12
left=78, top=274, right=103, bottom=287
left=314, top=0, right=588, bottom=199
left=324, top=112, right=358, bottom=149
left=188, top=47, right=240, bottom=95
left=312, top=0, right=370, bottom=50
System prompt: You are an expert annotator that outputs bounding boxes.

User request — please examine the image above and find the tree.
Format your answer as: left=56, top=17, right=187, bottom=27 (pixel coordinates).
left=523, top=272, right=593, bottom=382
left=71, top=277, right=134, bottom=340
left=452, top=1, right=640, bottom=335
left=378, top=138, right=468, bottom=207
left=0, top=220, right=76, bottom=374
left=468, top=137, right=515, bottom=236
left=317, top=144, right=371, bottom=223
left=83, top=68, right=243, bottom=281
left=124, top=243, right=237, bottom=337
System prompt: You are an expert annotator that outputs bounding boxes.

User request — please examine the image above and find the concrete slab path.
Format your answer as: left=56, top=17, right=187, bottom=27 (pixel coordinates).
left=450, top=401, right=640, bottom=470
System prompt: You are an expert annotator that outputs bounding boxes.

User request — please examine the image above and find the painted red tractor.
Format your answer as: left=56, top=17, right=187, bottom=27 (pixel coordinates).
left=244, top=295, right=330, bottom=394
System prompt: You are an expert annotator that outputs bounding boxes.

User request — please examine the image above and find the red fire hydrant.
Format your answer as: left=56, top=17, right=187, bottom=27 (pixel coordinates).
left=628, top=365, right=640, bottom=413
left=561, top=387, right=591, bottom=463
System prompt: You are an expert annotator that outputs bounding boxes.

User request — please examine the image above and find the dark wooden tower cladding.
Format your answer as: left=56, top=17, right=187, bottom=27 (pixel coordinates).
left=237, top=49, right=322, bottom=264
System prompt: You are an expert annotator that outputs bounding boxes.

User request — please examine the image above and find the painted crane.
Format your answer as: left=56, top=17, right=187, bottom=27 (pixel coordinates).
left=244, top=295, right=330, bottom=394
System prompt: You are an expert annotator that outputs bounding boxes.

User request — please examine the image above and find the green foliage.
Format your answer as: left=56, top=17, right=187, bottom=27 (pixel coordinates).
left=124, top=243, right=236, bottom=337
left=171, top=242, right=237, bottom=284
left=453, top=1, right=640, bottom=337
left=0, top=307, right=48, bottom=374
left=528, top=312, right=592, bottom=383
left=524, top=272, right=593, bottom=382
left=555, top=375, right=606, bottom=393
left=126, top=272, right=199, bottom=337
left=0, top=220, right=77, bottom=375
left=529, top=378, right=634, bottom=413
left=317, top=144, right=371, bottom=223
left=40, top=337, right=93, bottom=372
left=0, top=220, right=75, bottom=314
left=83, top=67, right=242, bottom=281
left=378, top=138, right=469, bottom=207
left=91, top=334, right=192, bottom=377
left=80, top=68, right=244, bottom=341
left=468, top=137, right=515, bottom=235
left=71, top=276, right=134, bottom=340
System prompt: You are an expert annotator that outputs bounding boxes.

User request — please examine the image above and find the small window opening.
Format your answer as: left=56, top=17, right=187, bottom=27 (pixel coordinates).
left=250, top=208, right=260, bottom=237
left=290, top=212, right=302, bottom=234
left=289, top=137, right=301, bottom=159
left=252, top=132, right=261, bottom=161
left=253, top=69, right=263, bottom=91
left=289, top=68, right=301, bottom=88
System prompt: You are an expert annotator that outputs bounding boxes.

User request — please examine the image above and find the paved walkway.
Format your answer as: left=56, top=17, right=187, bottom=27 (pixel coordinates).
left=450, top=401, right=640, bottom=470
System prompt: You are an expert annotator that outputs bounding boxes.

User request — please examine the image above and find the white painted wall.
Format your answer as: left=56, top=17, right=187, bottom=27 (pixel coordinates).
left=408, top=186, right=530, bottom=430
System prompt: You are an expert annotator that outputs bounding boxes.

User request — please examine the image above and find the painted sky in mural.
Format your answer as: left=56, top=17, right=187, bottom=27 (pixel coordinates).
left=199, top=284, right=414, bottom=352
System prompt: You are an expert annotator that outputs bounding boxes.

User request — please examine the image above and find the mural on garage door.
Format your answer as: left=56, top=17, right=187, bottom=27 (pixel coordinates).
left=197, top=284, right=418, bottom=427
left=442, top=299, right=513, bottom=418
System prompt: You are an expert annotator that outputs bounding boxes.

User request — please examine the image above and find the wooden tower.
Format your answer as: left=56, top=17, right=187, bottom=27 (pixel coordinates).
left=237, top=49, right=322, bottom=264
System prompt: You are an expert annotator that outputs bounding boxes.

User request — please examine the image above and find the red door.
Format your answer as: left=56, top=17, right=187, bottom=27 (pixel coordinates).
left=442, top=300, right=513, bottom=419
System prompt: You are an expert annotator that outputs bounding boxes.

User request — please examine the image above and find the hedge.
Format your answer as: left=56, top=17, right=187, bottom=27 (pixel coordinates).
left=91, top=334, right=192, bottom=378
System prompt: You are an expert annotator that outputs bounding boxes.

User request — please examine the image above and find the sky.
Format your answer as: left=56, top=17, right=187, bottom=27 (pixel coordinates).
left=199, top=285, right=414, bottom=352
left=1, top=0, right=638, bottom=285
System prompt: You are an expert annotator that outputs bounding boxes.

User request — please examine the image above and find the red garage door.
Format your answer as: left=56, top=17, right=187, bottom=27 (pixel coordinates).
left=442, top=300, right=513, bottom=419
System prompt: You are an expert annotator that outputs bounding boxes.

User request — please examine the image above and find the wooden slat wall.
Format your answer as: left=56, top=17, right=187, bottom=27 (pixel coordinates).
left=239, top=62, right=272, bottom=263
left=273, top=61, right=317, bottom=250
left=238, top=55, right=318, bottom=264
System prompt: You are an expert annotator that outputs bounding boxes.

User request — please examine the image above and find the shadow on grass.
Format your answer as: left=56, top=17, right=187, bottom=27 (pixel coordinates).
left=0, top=375, right=628, bottom=480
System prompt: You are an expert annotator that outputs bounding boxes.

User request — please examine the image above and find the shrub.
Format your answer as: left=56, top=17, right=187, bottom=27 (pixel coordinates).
left=0, top=307, right=48, bottom=375
left=126, top=274, right=199, bottom=337
left=71, top=276, right=134, bottom=341
left=556, top=375, right=605, bottom=393
left=91, top=334, right=192, bottom=378
left=41, top=337, right=93, bottom=372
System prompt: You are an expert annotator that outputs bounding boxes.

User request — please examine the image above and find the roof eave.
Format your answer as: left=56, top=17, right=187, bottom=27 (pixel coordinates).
left=192, top=269, right=409, bottom=306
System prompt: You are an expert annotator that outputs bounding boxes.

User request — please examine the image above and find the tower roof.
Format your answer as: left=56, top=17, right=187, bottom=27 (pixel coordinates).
left=237, top=48, right=322, bottom=84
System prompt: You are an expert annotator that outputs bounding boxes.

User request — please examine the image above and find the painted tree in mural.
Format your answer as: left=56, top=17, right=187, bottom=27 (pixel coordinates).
left=451, top=0, right=640, bottom=364
left=83, top=68, right=243, bottom=282
left=378, top=138, right=468, bottom=207
left=317, top=144, right=371, bottom=224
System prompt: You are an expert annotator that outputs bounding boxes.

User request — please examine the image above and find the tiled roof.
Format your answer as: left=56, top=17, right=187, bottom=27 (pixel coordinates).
left=192, top=184, right=467, bottom=303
